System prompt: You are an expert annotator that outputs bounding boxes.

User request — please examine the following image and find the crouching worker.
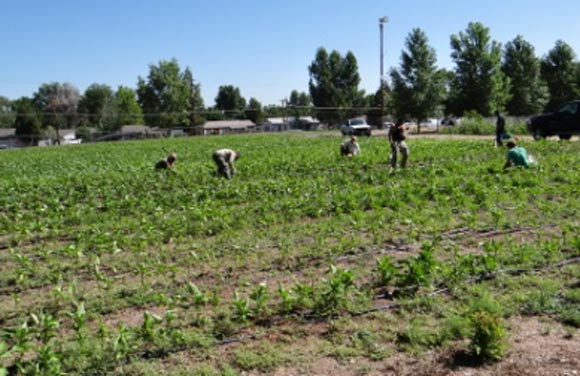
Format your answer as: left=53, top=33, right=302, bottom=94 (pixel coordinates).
left=340, top=136, right=361, bottom=157
left=504, top=141, right=530, bottom=170
left=213, top=148, right=240, bottom=179
left=155, top=152, right=177, bottom=170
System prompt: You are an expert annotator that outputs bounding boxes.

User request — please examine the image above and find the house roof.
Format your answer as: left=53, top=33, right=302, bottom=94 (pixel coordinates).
left=0, top=128, right=16, bottom=138
left=120, top=125, right=154, bottom=134
left=203, top=120, right=256, bottom=129
left=265, top=118, right=286, bottom=124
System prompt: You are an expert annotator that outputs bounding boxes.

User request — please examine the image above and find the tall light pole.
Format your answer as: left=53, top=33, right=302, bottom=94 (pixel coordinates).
left=379, top=16, right=388, bottom=87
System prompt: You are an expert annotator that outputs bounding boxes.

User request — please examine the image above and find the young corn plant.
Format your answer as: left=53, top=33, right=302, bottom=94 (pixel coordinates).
left=400, top=243, right=439, bottom=292
left=376, top=256, right=398, bottom=288
left=249, top=282, right=270, bottom=319
left=182, top=282, right=209, bottom=308
left=67, top=302, right=88, bottom=344
left=232, top=291, right=252, bottom=323
left=314, top=265, right=356, bottom=317
left=2, top=321, right=34, bottom=373
left=30, top=312, right=59, bottom=345
left=140, top=311, right=163, bottom=342
left=277, top=283, right=298, bottom=314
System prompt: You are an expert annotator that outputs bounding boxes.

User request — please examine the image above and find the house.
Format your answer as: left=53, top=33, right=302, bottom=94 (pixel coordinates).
left=289, top=116, right=321, bottom=131
left=202, top=120, right=256, bottom=135
left=262, top=118, right=289, bottom=132
left=94, top=125, right=163, bottom=142
left=38, top=129, right=82, bottom=146
left=0, top=128, right=21, bottom=149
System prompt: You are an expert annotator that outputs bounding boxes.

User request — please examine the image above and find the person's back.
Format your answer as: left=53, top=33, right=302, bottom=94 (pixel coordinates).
left=213, top=148, right=239, bottom=179
left=507, top=146, right=529, bottom=168
left=340, top=137, right=360, bottom=157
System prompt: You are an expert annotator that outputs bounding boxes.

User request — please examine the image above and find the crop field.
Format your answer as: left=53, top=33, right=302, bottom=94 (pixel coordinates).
left=1, top=133, right=579, bottom=375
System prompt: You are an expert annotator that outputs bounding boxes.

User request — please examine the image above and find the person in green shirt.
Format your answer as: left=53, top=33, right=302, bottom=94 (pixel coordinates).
left=504, top=141, right=530, bottom=170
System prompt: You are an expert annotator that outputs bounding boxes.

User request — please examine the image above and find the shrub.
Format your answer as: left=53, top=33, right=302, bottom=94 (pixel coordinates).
left=469, top=311, right=507, bottom=362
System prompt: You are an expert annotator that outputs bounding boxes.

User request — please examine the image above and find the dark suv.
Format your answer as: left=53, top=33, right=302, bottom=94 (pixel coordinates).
left=527, top=100, right=580, bottom=140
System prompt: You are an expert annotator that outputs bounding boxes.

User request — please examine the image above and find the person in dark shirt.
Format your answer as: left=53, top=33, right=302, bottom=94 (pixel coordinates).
left=495, top=110, right=506, bottom=147
left=388, top=121, right=409, bottom=169
left=155, top=152, right=177, bottom=170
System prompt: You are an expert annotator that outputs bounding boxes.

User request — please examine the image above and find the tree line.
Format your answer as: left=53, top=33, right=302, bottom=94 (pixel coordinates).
left=2, top=22, right=580, bottom=143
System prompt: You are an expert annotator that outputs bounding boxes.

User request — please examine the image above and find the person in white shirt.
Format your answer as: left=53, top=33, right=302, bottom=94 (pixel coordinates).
left=340, top=136, right=361, bottom=157
left=212, top=148, right=240, bottom=179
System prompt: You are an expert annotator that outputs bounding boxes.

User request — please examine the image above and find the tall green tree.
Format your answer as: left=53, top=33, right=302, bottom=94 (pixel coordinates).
left=541, top=40, right=579, bottom=111
left=115, top=86, right=144, bottom=128
left=244, top=97, right=263, bottom=124
left=137, top=59, right=192, bottom=127
left=308, top=47, right=365, bottom=126
left=13, top=97, right=42, bottom=145
left=288, top=90, right=312, bottom=118
left=448, top=22, right=511, bottom=116
left=365, top=83, right=391, bottom=128
left=390, top=28, right=445, bottom=133
left=77, top=84, right=114, bottom=129
left=33, top=82, right=81, bottom=142
left=214, top=85, right=246, bottom=118
left=0, top=96, right=15, bottom=128
left=183, top=67, right=205, bottom=126
left=502, top=36, right=548, bottom=115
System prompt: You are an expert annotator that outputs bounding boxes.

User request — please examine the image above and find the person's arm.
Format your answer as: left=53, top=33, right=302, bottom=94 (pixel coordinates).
left=504, top=154, right=513, bottom=170
left=228, top=152, right=236, bottom=175
left=355, top=142, right=361, bottom=154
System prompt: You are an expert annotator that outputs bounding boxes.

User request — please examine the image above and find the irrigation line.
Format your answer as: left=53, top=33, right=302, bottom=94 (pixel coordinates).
left=207, top=254, right=580, bottom=352
left=87, top=254, right=580, bottom=367
left=357, top=254, right=580, bottom=316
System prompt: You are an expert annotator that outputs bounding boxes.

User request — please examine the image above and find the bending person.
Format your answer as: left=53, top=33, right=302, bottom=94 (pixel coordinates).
left=213, top=148, right=240, bottom=179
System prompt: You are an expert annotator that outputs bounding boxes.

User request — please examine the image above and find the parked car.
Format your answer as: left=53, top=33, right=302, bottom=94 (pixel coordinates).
left=340, top=118, right=372, bottom=136
left=527, top=100, right=580, bottom=140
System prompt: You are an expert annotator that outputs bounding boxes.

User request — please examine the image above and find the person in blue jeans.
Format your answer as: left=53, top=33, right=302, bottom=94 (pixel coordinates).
left=495, top=110, right=506, bottom=147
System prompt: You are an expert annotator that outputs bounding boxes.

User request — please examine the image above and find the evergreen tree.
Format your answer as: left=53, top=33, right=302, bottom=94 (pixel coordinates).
left=502, top=36, right=548, bottom=115
left=308, top=48, right=365, bottom=126
left=214, top=85, right=246, bottom=119
left=390, top=28, right=445, bottom=133
left=245, top=97, right=263, bottom=124
left=183, top=67, right=205, bottom=126
left=541, top=40, right=579, bottom=111
left=448, top=22, right=511, bottom=116
left=13, top=97, right=42, bottom=145
left=366, top=83, right=391, bottom=128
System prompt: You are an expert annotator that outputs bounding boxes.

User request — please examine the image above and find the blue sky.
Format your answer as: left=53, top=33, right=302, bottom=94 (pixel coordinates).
left=2, top=0, right=579, bottom=106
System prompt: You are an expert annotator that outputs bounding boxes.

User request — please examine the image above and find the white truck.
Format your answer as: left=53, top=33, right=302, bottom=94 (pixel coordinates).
left=340, top=118, right=372, bottom=137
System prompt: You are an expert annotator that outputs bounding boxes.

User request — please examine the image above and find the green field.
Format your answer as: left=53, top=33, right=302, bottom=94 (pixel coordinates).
left=1, top=133, right=579, bottom=375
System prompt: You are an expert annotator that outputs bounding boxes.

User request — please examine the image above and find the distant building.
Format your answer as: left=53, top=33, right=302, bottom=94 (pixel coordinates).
left=262, top=118, right=289, bottom=132
left=0, top=128, right=21, bottom=149
left=94, top=125, right=163, bottom=142
left=202, top=120, right=256, bottom=135
left=289, top=116, right=321, bottom=131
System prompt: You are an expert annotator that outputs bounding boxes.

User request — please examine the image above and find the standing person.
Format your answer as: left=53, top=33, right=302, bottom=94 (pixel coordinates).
left=388, top=121, right=409, bottom=169
left=155, top=152, right=177, bottom=170
left=212, top=148, right=240, bottom=179
left=495, top=110, right=506, bottom=147
left=504, top=140, right=530, bottom=170
left=340, top=136, right=361, bottom=157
